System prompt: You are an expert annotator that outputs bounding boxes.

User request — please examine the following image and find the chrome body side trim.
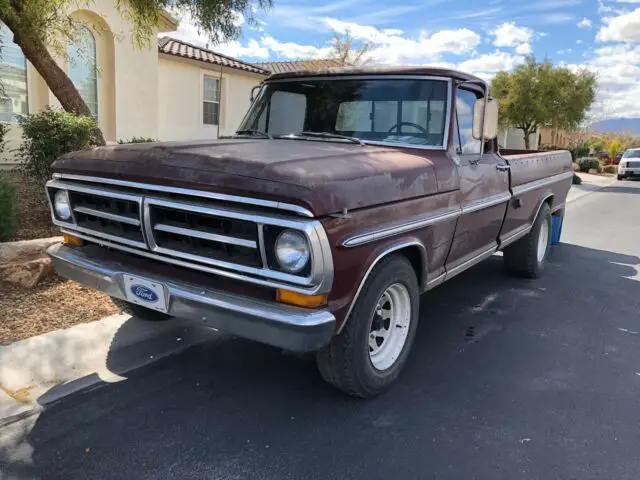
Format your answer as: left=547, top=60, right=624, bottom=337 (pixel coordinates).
left=445, top=245, right=497, bottom=281
left=152, top=223, right=257, bottom=249
left=48, top=243, right=335, bottom=353
left=511, top=171, right=573, bottom=196
left=337, top=239, right=427, bottom=334
left=73, top=206, right=141, bottom=227
left=461, top=192, right=511, bottom=215
left=52, top=173, right=315, bottom=218
left=426, top=272, right=446, bottom=290
left=499, top=224, right=531, bottom=249
left=342, top=207, right=461, bottom=247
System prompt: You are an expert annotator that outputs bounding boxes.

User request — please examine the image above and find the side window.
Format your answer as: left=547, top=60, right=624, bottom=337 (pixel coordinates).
left=455, top=89, right=482, bottom=155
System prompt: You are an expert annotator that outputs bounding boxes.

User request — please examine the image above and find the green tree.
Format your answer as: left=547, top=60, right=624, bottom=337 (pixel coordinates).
left=0, top=0, right=271, bottom=145
left=608, top=137, right=623, bottom=159
left=491, top=58, right=596, bottom=150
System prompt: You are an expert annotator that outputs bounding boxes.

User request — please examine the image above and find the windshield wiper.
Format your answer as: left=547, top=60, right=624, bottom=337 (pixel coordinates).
left=282, top=131, right=365, bottom=146
left=235, top=129, right=273, bottom=139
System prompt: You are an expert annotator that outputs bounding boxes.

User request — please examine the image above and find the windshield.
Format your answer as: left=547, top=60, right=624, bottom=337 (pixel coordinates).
left=622, top=150, right=640, bottom=158
left=238, top=78, right=449, bottom=148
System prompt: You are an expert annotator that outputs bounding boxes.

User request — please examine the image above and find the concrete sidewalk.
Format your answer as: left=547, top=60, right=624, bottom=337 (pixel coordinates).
left=567, top=172, right=617, bottom=204
left=0, top=315, right=216, bottom=425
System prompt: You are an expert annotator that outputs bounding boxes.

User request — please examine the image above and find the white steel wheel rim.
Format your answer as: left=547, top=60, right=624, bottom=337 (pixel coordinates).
left=368, top=283, right=412, bottom=371
left=537, top=219, right=550, bottom=263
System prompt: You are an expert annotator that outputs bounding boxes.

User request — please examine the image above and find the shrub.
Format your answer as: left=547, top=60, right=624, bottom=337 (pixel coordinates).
left=18, top=107, right=101, bottom=183
left=117, top=137, right=157, bottom=144
left=572, top=173, right=582, bottom=185
left=0, top=176, right=17, bottom=241
left=602, top=164, right=617, bottom=174
left=577, top=157, right=600, bottom=173
left=570, top=146, right=590, bottom=162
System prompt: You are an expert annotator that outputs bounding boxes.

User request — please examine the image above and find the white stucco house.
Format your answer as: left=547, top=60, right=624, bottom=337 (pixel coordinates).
left=0, top=0, right=270, bottom=167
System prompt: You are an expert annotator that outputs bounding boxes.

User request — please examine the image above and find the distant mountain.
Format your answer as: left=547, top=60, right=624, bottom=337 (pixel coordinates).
left=591, top=118, right=640, bottom=135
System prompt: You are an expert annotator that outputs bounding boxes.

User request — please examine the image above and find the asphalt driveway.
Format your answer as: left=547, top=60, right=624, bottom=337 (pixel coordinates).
left=1, top=180, right=639, bottom=480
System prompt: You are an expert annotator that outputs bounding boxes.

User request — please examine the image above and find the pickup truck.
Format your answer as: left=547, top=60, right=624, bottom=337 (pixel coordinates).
left=46, top=66, right=572, bottom=397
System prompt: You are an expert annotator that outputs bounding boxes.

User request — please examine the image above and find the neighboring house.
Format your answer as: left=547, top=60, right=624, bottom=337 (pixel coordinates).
left=157, top=37, right=268, bottom=141
left=500, top=127, right=540, bottom=150
left=0, top=0, right=269, bottom=167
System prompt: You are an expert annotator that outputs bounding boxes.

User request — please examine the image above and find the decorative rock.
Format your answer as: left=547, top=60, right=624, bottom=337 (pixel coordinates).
left=588, top=168, right=600, bottom=175
left=0, top=257, right=54, bottom=288
left=0, top=237, right=62, bottom=265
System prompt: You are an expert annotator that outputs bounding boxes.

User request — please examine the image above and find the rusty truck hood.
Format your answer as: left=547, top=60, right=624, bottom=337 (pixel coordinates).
left=53, top=139, right=439, bottom=217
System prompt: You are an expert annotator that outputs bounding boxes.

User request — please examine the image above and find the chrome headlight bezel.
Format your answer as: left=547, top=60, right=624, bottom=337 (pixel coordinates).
left=274, top=229, right=311, bottom=274
left=53, top=189, right=72, bottom=221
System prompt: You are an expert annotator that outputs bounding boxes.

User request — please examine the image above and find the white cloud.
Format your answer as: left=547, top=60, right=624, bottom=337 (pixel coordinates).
left=576, top=39, right=584, bottom=44
left=458, top=50, right=525, bottom=74
left=597, top=7, right=640, bottom=41
left=491, top=22, right=533, bottom=47
left=577, top=18, right=593, bottom=28
left=261, top=36, right=331, bottom=59
left=516, top=43, right=532, bottom=54
left=323, top=18, right=481, bottom=64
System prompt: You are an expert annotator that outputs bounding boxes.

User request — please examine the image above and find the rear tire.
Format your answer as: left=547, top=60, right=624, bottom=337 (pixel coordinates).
left=111, top=297, right=172, bottom=322
left=618, top=174, right=624, bottom=180
left=503, top=202, right=552, bottom=279
left=316, top=255, right=419, bottom=398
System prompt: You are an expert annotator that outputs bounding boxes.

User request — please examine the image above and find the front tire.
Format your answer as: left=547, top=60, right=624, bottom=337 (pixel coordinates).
left=618, top=174, right=624, bottom=180
left=503, top=202, right=552, bottom=279
left=316, top=255, right=419, bottom=398
left=111, top=297, right=172, bottom=322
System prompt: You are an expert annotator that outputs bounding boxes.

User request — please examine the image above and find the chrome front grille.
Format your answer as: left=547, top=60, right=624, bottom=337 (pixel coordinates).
left=627, top=161, right=640, bottom=168
left=46, top=175, right=334, bottom=295
left=147, top=200, right=262, bottom=268
left=69, top=190, right=144, bottom=246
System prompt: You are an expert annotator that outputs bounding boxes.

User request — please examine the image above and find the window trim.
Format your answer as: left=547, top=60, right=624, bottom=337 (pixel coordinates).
left=0, top=24, right=29, bottom=124
left=454, top=85, right=483, bottom=156
left=202, top=74, right=221, bottom=127
left=246, top=75, right=453, bottom=151
left=68, top=25, right=98, bottom=119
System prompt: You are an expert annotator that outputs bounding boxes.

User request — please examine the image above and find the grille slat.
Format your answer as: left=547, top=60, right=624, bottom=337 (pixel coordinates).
left=73, top=206, right=141, bottom=226
left=153, top=223, right=257, bottom=249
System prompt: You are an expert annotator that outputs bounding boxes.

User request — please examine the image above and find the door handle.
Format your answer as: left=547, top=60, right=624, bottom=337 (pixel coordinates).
left=496, top=164, right=511, bottom=172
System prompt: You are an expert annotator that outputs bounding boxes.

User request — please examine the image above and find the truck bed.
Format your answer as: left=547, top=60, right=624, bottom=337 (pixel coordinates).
left=500, top=149, right=573, bottom=188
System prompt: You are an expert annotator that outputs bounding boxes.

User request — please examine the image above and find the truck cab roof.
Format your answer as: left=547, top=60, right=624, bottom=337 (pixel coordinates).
left=266, top=65, right=489, bottom=89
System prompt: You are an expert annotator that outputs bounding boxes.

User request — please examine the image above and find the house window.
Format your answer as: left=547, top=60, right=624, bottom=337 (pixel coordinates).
left=0, top=24, right=28, bottom=123
left=68, top=26, right=98, bottom=117
left=203, top=75, right=220, bottom=125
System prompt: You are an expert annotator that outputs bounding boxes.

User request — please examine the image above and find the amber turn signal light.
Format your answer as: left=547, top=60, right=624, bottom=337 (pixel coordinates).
left=63, top=233, right=84, bottom=246
left=276, top=289, right=328, bottom=308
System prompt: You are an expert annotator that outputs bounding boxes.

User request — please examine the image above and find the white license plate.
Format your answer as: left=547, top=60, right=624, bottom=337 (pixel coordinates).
left=123, top=275, right=168, bottom=313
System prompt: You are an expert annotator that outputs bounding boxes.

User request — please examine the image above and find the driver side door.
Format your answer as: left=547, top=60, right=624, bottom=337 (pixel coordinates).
left=444, top=87, right=511, bottom=278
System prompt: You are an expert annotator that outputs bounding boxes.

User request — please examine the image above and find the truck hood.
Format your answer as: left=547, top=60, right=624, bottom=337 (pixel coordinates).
left=53, top=139, right=439, bottom=217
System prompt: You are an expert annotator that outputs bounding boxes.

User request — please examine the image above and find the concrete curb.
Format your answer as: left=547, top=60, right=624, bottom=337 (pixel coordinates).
left=0, top=315, right=217, bottom=426
left=566, top=173, right=617, bottom=206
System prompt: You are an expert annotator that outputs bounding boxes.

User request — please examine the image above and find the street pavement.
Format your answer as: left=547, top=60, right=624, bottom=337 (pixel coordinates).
left=1, top=180, right=640, bottom=480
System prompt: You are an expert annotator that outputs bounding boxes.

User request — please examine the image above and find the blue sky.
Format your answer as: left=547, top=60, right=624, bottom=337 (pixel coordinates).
left=166, top=0, right=640, bottom=120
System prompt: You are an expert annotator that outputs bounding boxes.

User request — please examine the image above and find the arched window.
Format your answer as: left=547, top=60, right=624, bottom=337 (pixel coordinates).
left=68, top=26, right=98, bottom=117
left=0, top=24, right=28, bottom=122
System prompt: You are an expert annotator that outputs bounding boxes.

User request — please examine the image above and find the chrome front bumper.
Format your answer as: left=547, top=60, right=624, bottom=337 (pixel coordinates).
left=47, top=244, right=336, bottom=352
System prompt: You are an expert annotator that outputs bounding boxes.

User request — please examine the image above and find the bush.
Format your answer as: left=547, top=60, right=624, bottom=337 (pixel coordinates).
left=572, top=173, right=582, bottom=185
left=18, top=107, right=101, bottom=183
left=0, top=176, right=17, bottom=241
left=570, top=146, right=590, bottom=162
left=577, top=157, right=600, bottom=173
left=117, top=137, right=157, bottom=144
left=602, top=164, right=617, bottom=174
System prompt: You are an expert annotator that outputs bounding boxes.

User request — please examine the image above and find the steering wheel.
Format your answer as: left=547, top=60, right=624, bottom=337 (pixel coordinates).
left=387, top=122, right=427, bottom=134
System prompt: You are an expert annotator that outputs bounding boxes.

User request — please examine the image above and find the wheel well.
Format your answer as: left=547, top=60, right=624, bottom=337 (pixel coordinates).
left=395, top=245, right=424, bottom=289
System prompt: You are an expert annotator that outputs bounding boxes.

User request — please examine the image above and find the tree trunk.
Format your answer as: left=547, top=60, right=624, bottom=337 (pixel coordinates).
left=3, top=17, right=106, bottom=145
left=523, top=129, right=530, bottom=150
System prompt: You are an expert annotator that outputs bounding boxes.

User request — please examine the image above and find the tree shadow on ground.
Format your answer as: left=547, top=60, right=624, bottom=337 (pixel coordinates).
left=1, top=243, right=640, bottom=480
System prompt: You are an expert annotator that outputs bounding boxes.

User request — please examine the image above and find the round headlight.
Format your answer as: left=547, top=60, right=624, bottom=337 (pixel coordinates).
left=54, top=190, right=72, bottom=220
left=275, top=230, right=310, bottom=273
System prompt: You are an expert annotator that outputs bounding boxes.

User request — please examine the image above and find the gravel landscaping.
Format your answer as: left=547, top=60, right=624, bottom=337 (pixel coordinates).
left=2, top=170, right=58, bottom=241
left=0, top=275, right=119, bottom=346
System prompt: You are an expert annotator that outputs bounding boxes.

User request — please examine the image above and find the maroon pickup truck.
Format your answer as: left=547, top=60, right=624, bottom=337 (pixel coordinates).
left=46, top=66, right=572, bottom=397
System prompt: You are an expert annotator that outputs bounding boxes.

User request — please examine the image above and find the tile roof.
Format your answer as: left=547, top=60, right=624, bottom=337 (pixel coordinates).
left=254, top=59, right=343, bottom=74
left=158, top=37, right=270, bottom=75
